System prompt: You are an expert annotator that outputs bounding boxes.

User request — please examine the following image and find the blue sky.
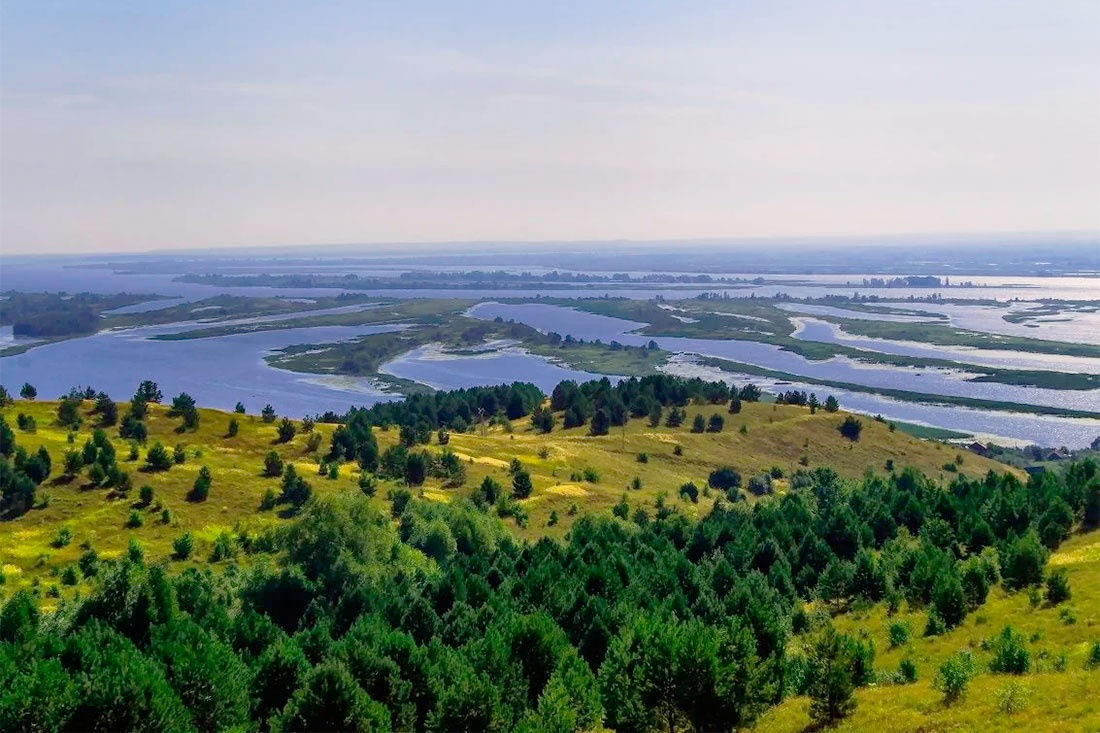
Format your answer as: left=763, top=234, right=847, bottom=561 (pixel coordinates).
left=2, top=1, right=1098, bottom=253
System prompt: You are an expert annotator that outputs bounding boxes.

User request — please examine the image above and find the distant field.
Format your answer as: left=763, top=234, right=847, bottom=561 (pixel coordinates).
left=0, top=397, right=1014, bottom=600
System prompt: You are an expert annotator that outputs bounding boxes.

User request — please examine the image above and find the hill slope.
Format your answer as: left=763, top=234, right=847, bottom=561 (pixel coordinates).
left=0, top=397, right=1014, bottom=597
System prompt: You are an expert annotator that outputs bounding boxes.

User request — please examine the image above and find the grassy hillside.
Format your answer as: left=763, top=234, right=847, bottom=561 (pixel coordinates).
left=0, top=397, right=1014, bottom=602
left=757, top=529, right=1100, bottom=732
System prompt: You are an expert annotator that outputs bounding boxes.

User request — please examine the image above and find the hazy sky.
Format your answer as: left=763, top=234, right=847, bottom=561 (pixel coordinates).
left=2, top=1, right=1098, bottom=254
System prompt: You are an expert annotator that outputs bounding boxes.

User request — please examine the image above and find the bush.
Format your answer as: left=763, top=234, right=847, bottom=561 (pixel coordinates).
left=935, top=651, right=977, bottom=705
left=838, top=416, right=863, bottom=441
left=690, top=414, right=705, bottom=433
left=145, top=442, right=172, bottom=471
left=706, top=413, right=724, bottom=432
left=78, top=548, right=99, bottom=578
left=60, top=565, right=80, bottom=585
left=636, top=452, right=648, bottom=463
left=747, top=473, right=773, bottom=496
left=512, top=469, right=533, bottom=499
left=994, top=680, right=1030, bottom=715
left=139, top=484, right=154, bottom=506
left=678, top=482, right=699, bottom=503
left=173, top=532, right=194, bottom=560
left=189, top=465, right=212, bottom=502
left=988, top=626, right=1030, bottom=674
left=126, top=510, right=143, bottom=528
left=1085, top=640, right=1100, bottom=670
left=807, top=627, right=858, bottom=725
left=898, top=658, right=917, bottom=684
left=261, top=404, right=277, bottom=423
left=888, top=621, right=910, bottom=648
left=263, top=451, right=284, bottom=477
left=52, top=527, right=72, bottom=548
left=227, top=418, right=239, bottom=437
left=173, top=444, right=186, bottom=464
left=1045, top=568, right=1071, bottom=605
left=260, top=488, right=278, bottom=511
left=707, top=466, right=741, bottom=492
left=358, top=474, right=377, bottom=498
left=276, top=418, right=297, bottom=443
left=210, top=531, right=235, bottom=562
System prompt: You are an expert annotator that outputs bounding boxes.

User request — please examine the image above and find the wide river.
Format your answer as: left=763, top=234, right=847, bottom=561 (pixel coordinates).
left=1, top=261, right=1098, bottom=446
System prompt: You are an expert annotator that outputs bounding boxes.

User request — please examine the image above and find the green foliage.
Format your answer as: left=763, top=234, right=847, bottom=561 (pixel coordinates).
left=888, top=620, right=910, bottom=648
left=807, top=627, right=859, bottom=725
left=935, top=650, right=978, bottom=705
left=188, top=465, right=212, bottom=502
left=994, top=680, right=1031, bottom=715
left=512, top=469, right=533, bottom=499
left=151, top=618, right=251, bottom=730
left=145, top=441, right=172, bottom=471
left=172, top=532, right=194, bottom=560
left=838, top=415, right=863, bottom=441
left=1045, top=567, right=1071, bottom=605
left=987, top=626, right=1030, bottom=674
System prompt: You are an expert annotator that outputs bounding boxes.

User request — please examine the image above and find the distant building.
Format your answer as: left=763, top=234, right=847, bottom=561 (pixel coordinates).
left=968, top=441, right=991, bottom=458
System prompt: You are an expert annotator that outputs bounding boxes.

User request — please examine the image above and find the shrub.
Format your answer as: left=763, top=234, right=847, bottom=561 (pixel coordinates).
left=636, top=452, right=648, bottom=463
left=1045, top=568, right=1071, bottom=605
left=358, top=474, right=377, bottom=498
left=227, top=418, right=239, bottom=437
left=145, top=442, right=172, bottom=471
left=307, top=432, right=323, bottom=453
left=261, top=404, right=277, bottom=423
left=173, top=533, right=194, bottom=560
left=126, top=510, right=144, bottom=528
left=935, top=651, right=977, bottom=705
left=838, top=416, right=863, bottom=441
left=898, top=658, right=917, bottom=684
left=988, top=626, right=1030, bottom=675
left=127, top=538, right=144, bottom=564
left=78, top=548, right=99, bottom=578
left=678, top=482, right=699, bottom=503
left=691, top=414, right=705, bottom=433
left=512, top=469, right=533, bottom=499
left=189, top=465, right=212, bottom=502
left=1085, top=640, right=1100, bottom=670
left=139, top=484, right=154, bottom=506
left=706, top=413, right=724, bottom=432
left=888, top=621, right=910, bottom=649
left=210, top=531, right=235, bottom=562
left=994, top=680, right=1030, bottom=715
left=276, top=418, right=297, bottom=443
left=747, top=473, right=773, bottom=496
left=52, top=527, right=72, bottom=548
left=807, top=627, right=858, bottom=725
left=259, top=488, right=278, bottom=511
left=161, top=508, right=172, bottom=524
left=612, top=494, right=629, bottom=520
left=1059, top=606, right=1077, bottom=625
left=263, top=451, right=284, bottom=477
left=707, top=466, right=741, bottom=492
left=60, top=565, right=80, bottom=586
left=173, top=444, right=186, bottom=464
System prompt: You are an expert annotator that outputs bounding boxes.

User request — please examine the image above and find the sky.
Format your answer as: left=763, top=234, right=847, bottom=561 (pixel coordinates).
left=1, top=1, right=1098, bottom=254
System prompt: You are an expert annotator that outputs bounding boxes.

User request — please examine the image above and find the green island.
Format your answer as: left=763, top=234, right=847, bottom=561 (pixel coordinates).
left=140, top=295, right=1100, bottom=394
left=693, top=355, right=1100, bottom=420
left=1, top=374, right=1098, bottom=732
